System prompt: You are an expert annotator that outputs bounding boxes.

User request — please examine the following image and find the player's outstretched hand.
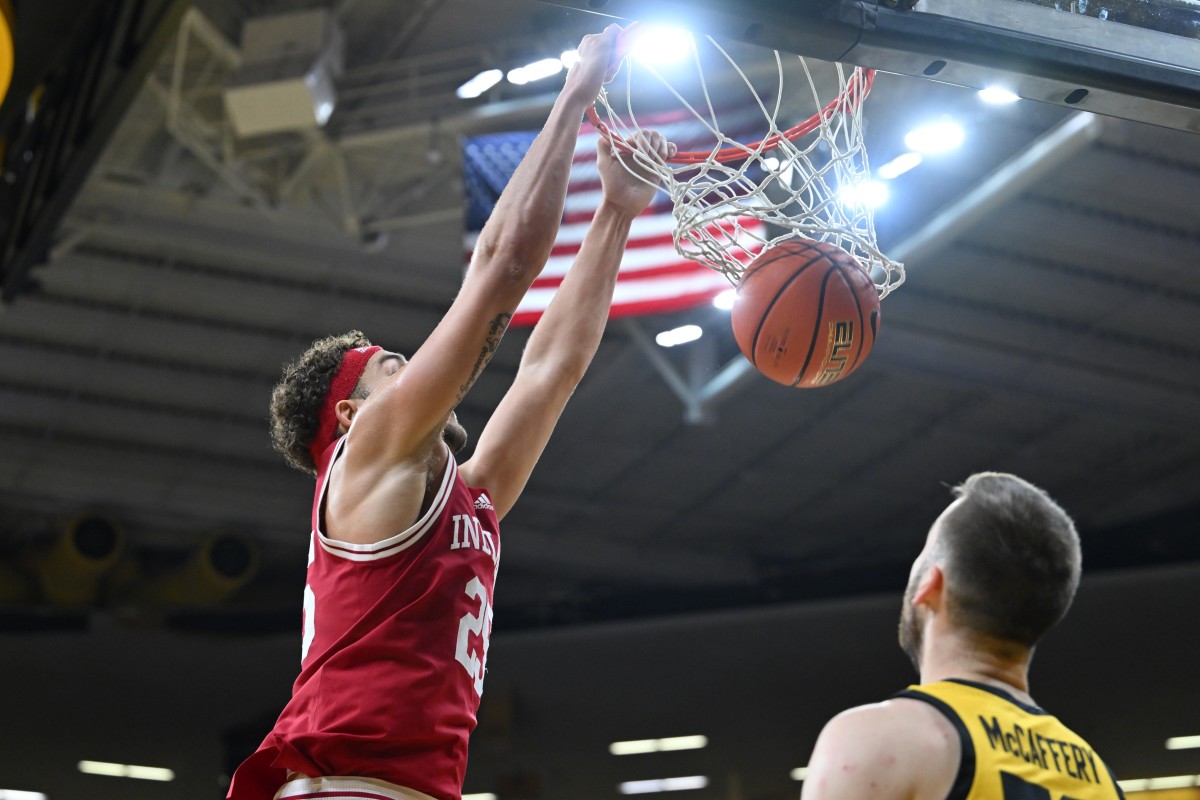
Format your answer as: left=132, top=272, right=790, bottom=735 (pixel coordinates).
left=563, top=24, right=623, bottom=105
left=597, top=129, right=676, bottom=218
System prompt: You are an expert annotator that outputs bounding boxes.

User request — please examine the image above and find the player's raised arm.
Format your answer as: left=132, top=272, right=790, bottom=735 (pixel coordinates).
left=340, top=27, right=623, bottom=470
left=460, top=132, right=674, bottom=519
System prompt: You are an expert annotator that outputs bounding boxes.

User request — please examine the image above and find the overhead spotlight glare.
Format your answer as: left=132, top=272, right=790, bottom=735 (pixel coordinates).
left=619, top=776, right=709, bottom=795
left=1146, top=775, right=1199, bottom=790
left=1166, top=735, right=1200, bottom=750
left=611, top=735, right=708, bottom=755
left=1117, top=775, right=1200, bottom=792
left=876, top=151, right=923, bottom=180
left=611, top=739, right=658, bottom=755
left=711, top=289, right=737, bottom=311
left=0, top=791, right=49, bottom=800
left=654, top=325, right=703, bottom=348
left=978, top=86, right=1020, bottom=104
left=560, top=49, right=581, bottom=69
left=903, top=118, right=965, bottom=154
left=839, top=180, right=889, bottom=209
left=657, top=735, right=707, bottom=751
left=629, top=26, right=693, bottom=66
left=790, top=767, right=809, bottom=782
left=507, top=58, right=564, bottom=86
left=315, top=100, right=335, bottom=125
left=457, top=69, right=504, bottom=99
left=462, top=794, right=498, bottom=800
left=78, top=761, right=175, bottom=782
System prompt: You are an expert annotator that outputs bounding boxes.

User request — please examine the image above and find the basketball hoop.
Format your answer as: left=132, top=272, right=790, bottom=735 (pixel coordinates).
left=588, top=27, right=904, bottom=298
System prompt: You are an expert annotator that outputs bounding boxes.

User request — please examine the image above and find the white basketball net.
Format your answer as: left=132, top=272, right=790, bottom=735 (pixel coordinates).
left=592, top=35, right=905, bottom=299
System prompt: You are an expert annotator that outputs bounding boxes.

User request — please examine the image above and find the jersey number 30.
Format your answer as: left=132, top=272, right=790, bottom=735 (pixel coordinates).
left=455, top=576, right=493, bottom=697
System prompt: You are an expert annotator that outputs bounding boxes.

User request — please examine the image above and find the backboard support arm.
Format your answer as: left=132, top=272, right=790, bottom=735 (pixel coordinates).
left=538, top=0, right=1200, bottom=133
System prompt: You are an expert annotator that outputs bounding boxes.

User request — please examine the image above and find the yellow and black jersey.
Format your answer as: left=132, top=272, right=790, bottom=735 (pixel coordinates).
left=896, top=679, right=1125, bottom=800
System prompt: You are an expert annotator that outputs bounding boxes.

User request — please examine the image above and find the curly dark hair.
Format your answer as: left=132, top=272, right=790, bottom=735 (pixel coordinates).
left=270, top=330, right=374, bottom=476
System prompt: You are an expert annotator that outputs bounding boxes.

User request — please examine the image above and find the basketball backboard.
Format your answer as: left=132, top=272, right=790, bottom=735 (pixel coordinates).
left=539, top=0, right=1200, bottom=133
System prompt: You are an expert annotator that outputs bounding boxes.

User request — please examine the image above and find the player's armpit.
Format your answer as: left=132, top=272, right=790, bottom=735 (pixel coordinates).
left=459, top=361, right=578, bottom=521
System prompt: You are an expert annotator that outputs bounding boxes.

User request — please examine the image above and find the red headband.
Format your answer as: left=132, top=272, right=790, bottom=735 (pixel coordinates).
left=309, top=345, right=382, bottom=466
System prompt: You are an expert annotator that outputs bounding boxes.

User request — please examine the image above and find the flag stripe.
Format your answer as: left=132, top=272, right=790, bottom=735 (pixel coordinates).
left=512, top=272, right=732, bottom=327
left=531, top=261, right=718, bottom=291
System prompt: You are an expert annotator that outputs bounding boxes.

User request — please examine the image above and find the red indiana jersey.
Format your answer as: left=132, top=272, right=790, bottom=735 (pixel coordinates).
left=228, top=436, right=501, bottom=800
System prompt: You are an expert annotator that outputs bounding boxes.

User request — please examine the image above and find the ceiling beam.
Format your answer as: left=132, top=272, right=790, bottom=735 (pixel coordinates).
left=67, top=181, right=458, bottom=304
left=890, top=111, right=1104, bottom=265
left=536, top=0, right=1200, bottom=133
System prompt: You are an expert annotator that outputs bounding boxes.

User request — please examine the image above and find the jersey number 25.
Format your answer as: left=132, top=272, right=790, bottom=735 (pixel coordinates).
left=455, top=576, right=493, bottom=697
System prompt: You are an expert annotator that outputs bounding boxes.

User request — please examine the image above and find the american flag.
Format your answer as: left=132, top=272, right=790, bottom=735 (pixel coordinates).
left=462, top=112, right=766, bottom=327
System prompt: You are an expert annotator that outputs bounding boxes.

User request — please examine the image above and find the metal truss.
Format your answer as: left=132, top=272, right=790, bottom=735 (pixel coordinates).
left=107, top=8, right=573, bottom=245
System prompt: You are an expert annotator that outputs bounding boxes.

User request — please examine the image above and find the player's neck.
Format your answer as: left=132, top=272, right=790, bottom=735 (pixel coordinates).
left=920, top=630, right=1035, bottom=705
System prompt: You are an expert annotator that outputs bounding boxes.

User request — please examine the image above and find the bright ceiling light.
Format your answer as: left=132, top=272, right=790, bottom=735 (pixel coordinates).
left=560, top=49, right=580, bottom=69
left=711, top=289, right=736, bottom=310
left=903, top=118, right=965, bottom=154
left=1117, top=774, right=1200, bottom=792
left=655, top=325, right=703, bottom=347
left=78, top=762, right=125, bottom=778
left=790, top=767, right=809, bottom=782
left=315, top=100, right=334, bottom=125
left=619, top=776, right=709, bottom=795
left=125, top=766, right=175, bottom=781
left=629, top=26, right=693, bottom=66
left=876, top=151, right=923, bottom=180
left=657, top=735, right=707, bottom=751
left=610, top=735, right=708, bottom=755
left=839, top=180, right=889, bottom=209
left=457, top=69, right=503, bottom=99
left=78, top=761, right=175, bottom=782
left=978, top=86, right=1020, bottom=104
left=462, top=794, right=497, bottom=800
left=0, top=791, right=49, bottom=800
left=507, top=58, right=564, bottom=86
left=1167, top=735, right=1200, bottom=750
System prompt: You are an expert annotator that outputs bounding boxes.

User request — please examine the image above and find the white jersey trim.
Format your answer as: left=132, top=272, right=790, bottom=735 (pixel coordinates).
left=315, top=439, right=458, bottom=562
left=274, top=775, right=440, bottom=800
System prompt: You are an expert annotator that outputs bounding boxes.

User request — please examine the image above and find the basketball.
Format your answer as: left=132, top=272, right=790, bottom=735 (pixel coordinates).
left=731, top=239, right=880, bottom=388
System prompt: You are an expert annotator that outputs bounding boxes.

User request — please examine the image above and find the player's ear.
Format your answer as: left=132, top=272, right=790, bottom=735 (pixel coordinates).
left=912, top=563, right=945, bottom=609
left=334, top=398, right=358, bottom=434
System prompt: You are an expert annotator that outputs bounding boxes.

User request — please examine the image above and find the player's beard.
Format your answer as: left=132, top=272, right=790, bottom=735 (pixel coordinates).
left=442, top=418, right=468, bottom=455
left=898, top=564, right=926, bottom=676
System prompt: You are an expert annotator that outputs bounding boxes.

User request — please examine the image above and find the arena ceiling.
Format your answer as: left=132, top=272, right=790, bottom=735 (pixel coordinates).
left=0, top=0, right=1197, bottom=633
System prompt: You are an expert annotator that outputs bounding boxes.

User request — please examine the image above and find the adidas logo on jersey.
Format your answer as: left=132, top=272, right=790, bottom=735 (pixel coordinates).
left=474, top=493, right=494, bottom=511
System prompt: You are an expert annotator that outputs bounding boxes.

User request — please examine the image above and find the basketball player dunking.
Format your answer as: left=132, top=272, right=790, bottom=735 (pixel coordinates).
left=801, top=473, right=1126, bottom=800
left=226, top=26, right=676, bottom=800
